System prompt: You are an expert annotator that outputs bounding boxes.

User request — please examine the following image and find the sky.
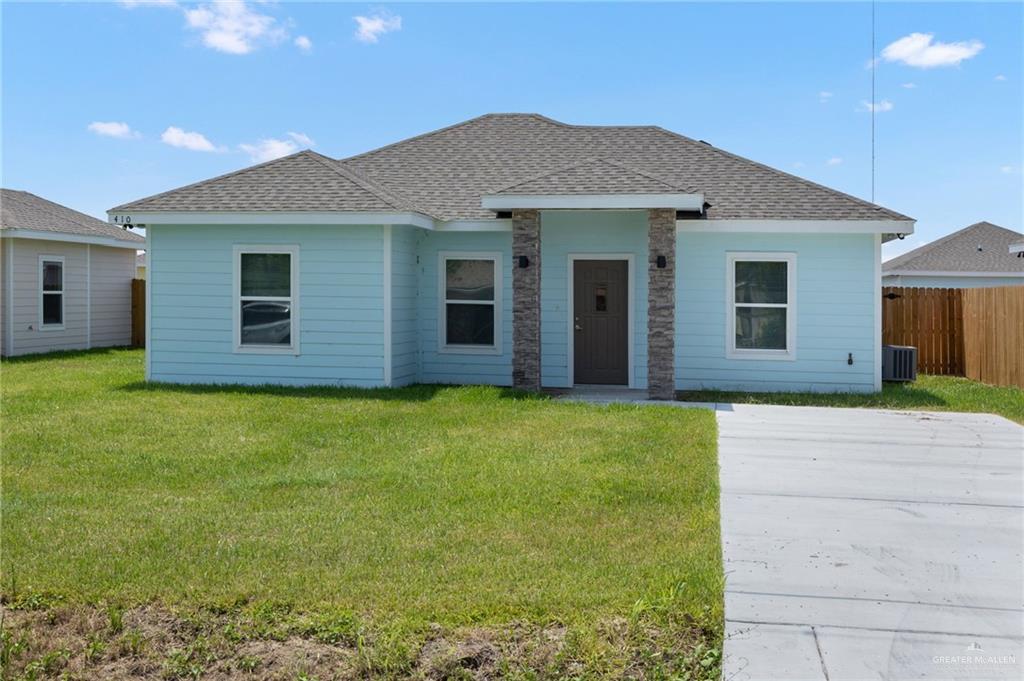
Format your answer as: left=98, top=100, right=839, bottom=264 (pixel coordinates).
left=2, top=1, right=1021, bottom=259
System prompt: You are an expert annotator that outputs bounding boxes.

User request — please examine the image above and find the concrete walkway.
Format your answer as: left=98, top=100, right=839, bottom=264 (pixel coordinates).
left=717, top=405, right=1023, bottom=681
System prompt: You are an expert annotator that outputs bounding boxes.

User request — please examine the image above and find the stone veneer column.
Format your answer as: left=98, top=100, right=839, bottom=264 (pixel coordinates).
left=512, top=209, right=542, bottom=392
left=647, top=208, right=676, bottom=400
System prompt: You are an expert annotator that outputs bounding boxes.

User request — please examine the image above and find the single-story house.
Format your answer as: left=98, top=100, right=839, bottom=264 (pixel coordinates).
left=882, top=221, right=1024, bottom=288
left=109, top=113, right=915, bottom=396
left=1, top=189, right=145, bottom=356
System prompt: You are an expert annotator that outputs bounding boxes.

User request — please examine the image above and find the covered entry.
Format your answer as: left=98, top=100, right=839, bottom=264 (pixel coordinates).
left=572, top=258, right=630, bottom=385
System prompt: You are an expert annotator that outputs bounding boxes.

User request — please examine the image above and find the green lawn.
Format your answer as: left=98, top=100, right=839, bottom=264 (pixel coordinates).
left=679, top=374, right=1024, bottom=424
left=1, top=349, right=722, bottom=679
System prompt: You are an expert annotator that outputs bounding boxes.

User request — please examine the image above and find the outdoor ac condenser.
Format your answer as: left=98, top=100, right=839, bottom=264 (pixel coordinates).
left=882, top=345, right=917, bottom=382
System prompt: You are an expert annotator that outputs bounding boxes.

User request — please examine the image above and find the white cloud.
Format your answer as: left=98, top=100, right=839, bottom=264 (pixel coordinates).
left=119, top=0, right=178, bottom=8
left=287, top=131, right=314, bottom=147
left=354, top=11, right=402, bottom=43
left=818, top=91, right=833, bottom=103
left=1000, top=165, right=1015, bottom=174
left=995, top=74, right=1007, bottom=81
left=239, top=138, right=299, bottom=163
left=826, top=157, right=843, bottom=166
left=88, top=121, right=141, bottom=140
left=859, top=99, right=894, bottom=113
left=161, top=126, right=221, bottom=152
left=184, top=1, right=286, bottom=55
left=881, top=32, right=984, bottom=68
left=901, top=82, right=917, bottom=89
left=294, top=35, right=312, bottom=52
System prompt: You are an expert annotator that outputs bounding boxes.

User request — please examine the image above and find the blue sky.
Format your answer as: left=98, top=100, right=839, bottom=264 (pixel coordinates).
left=2, top=1, right=1020, bottom=258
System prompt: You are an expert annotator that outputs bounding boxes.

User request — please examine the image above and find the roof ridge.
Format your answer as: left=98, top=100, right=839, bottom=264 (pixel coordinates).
left=341, top=114, right=509, bottom=163
left=649, top=127, right=914, bottom=221
left=883, top=221, right=1024, bottom=269
left=302, top=150, right=430, bottom=216
left=3, top=189, right=142, bottom=241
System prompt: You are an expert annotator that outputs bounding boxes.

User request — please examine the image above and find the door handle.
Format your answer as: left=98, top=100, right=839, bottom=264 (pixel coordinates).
left=574, top=318, right=582, bottom=331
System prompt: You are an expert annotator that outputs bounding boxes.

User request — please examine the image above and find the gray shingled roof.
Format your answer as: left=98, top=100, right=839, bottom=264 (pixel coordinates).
left=112, top=150, right=423, bottom=215
left=113, top=113, right=913, bottom=223
left=491, top=157, right=694, bottom=195
left=883, top=222, right=1024, bottom=273
left=2, top=189, right=144, bottom=243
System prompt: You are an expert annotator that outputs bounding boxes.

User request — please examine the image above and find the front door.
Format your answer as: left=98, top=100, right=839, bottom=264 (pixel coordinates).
left=573, top=259, right=629, bottom=385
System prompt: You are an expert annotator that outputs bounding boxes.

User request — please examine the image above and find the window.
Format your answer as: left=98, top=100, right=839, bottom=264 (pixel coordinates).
left=234, top=245, right=299, bottom=353
left=39, top=256, right=64, bottom=328
left=726, top=252, right=795, bottom=360
left=439, top=253, right=502, bottom=353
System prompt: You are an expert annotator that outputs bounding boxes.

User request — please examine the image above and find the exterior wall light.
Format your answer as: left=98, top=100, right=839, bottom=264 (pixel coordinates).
left=656, top=255, right=667, bottom=269
left=518, top=255, right=530, bottom=268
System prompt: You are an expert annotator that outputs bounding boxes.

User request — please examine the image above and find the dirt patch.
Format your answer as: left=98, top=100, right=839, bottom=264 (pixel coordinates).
left=1, top=603, right=718, bottom=680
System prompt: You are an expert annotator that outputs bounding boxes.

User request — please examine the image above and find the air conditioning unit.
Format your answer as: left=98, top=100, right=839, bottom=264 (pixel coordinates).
left=882, top=345, right=917, bottom=382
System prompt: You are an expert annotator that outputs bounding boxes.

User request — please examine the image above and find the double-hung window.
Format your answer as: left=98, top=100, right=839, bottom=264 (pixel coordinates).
left=726, top=252, right=796, bottom=360
left=234, top=245, right=299, bottom=354
left=439, top=253, right=502, bottom=353
left=39, top=256, right=64, bottom=329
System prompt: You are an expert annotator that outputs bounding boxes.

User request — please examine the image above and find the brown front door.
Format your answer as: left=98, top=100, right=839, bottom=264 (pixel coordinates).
left=573, top=259, right=629, bottom=385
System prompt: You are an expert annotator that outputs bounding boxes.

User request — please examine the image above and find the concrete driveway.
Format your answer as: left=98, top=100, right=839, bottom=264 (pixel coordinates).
left=717, top=404, right=1023, bottom=681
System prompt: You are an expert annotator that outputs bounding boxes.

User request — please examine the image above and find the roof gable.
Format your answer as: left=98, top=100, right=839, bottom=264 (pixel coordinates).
left=490, top=157, right=694, bottom=195
left=2, top=189, right=144, bottom=243
left=883, top=222, right=1024, bottom=273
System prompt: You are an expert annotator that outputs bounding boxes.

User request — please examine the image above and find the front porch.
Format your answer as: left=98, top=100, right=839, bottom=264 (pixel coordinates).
left=508, top=207, right=681, bottom=400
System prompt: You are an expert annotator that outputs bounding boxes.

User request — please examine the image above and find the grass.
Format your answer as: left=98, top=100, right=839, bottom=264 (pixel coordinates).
left=679, top=374, right=1024, bottom=424
left=1, top=348, right=722, bottom=679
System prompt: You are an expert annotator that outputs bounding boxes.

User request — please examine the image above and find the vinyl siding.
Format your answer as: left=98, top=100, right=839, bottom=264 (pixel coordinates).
left=149, top=224, right=386, bottom=387
left=7, top=238, right=89, bottom=355
left=89, top=245, right=135, bottom=347
left=417, top=230, right=513, bottom=385
left=1, top=239, right=8, bottom=356
left=882, top=274, right=1024, bottom=288
left=540, top=210, right=648, bottom=388
left=391, top=225, right=419, bottom=386
left=677, top=232, right=877, bottom=393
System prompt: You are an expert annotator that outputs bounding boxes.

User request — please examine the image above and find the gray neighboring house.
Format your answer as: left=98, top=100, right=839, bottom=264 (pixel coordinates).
left=1, top=189, right=145, bottom=357
left=882, top=221, right=1024, bottom=288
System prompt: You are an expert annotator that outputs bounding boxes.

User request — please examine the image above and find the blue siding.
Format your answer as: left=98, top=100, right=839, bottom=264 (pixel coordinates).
left=149, top=224, right=386, bottom=387
left=391, top=226, right=420, bottom=386
left=417, top=230, right=513, bottom=385
left=677, top=232, right=878, bottom=393
left=540, top=211, right=648, bottom=388
left=882, top=274, right=1024, bottom=288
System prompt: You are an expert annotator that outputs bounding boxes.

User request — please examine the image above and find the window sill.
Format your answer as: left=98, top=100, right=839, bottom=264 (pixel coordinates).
left=439, top=344, right=502, bottom=356
left=726, top=349, right=796, bottom=362
left=39, top=324, right=65, bottom=332
left=234, top=345, right=300, bottom=356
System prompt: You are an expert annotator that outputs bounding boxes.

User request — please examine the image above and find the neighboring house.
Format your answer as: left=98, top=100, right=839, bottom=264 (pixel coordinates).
left=882, top=221, right=1024, bottom=288
left=1, top=189, right=145, bottom=356
left=136, top=252, right=147, bottom=279
left=109, top=113, right=914, bottom=396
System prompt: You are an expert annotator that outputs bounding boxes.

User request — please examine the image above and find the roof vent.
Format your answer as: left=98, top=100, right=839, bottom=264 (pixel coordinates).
left=977, top=244, right=983, bottom=251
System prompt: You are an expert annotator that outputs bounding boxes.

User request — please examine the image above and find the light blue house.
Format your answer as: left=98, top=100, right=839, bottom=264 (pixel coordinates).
left=110, top=114, right=915, bottom=397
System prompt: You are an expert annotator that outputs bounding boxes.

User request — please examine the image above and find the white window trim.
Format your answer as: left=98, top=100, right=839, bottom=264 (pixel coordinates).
left=437, top=251, right=503, bottom=355
left=726, top=252, right=797, bottom=361
left=233, top=244, right=300, bottom=355
left=38, top=255, right=65, bottom=331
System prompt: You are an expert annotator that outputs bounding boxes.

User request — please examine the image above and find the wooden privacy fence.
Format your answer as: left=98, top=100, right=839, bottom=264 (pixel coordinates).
left=882, top=286, right=963, bottom=375
left=131, top=278, right=145, bottom=347
left=962, top=286, right=1024, bottom=389
left=882, top=285, right=1024, bottom=388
